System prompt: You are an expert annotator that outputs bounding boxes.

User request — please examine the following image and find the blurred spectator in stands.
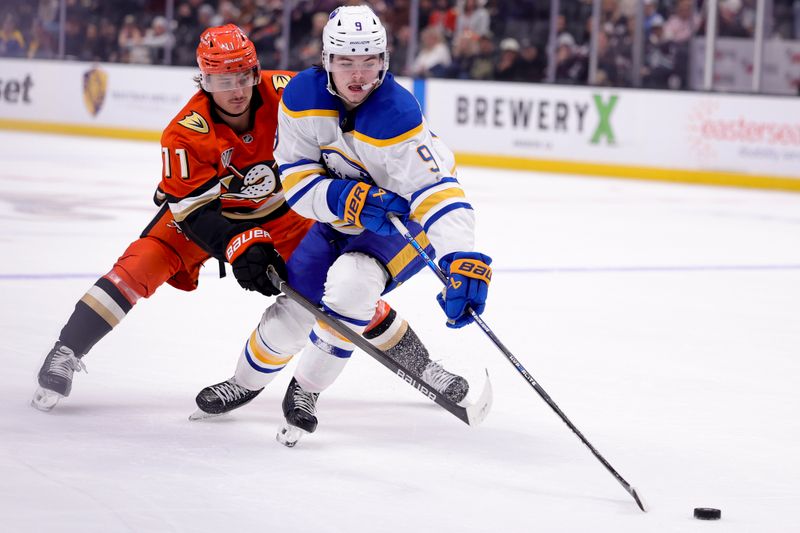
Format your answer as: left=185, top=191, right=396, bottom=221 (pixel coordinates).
left=63, top=16, right=84, bottom=59
left=469, top=33, right=496, bottom=79
left=292, top=11, right=327, bottom=70
left=555, top=32, right=587, bottom=84
left=494, top=37, right=521, bottom=81
left=80, top=22, right=104, bottom=61
left=663, top=0, right=699, bottom=43
left=118, top=14, right=147, bottom=63
left=641, top=14, right=680, bottom=88
left=501, top=0, right=537, bottom=43
left=98, top=18, right=120, bottom=63
left=236, top=0, right=260, bottom=30
left=595, top=28, right=621, bottom=86
left=27, top=16, right=55, bottom=59
left=141, top=15, right=175, bottom=64
left=643, top=0, right=661, bottom=37
left=447, top=31, right=478, bottom=78
left=216, top=1, right=241, bottom=26
left=390, top=23, right=411, bottom=71
left=410, top=25, right=451, bottom=77
left=454, top=0, right=491, bottom=42
left=516, top=38, right=544, bottom=82
left=718, top=0, right=751, bottom=37
left=0, top=12, right=26, bottom=57
left=37, top=0, right=60, bottom=34
left=428, top=0, right=458, bottom=39
left=251, top=12, right=282, bottom=69
left=172, top=2, right=201, bottom=66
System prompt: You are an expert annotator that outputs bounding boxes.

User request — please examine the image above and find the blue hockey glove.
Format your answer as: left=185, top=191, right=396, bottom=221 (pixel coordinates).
left=436, top=252, right=492, bottom=329
left=327, top=180, right=409, bottom=236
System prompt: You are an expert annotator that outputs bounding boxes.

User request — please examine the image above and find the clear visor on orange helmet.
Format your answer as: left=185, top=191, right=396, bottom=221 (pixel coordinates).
left=327, top=55, right=383, bottom=73
left=200, top=68, right=259, bottom=92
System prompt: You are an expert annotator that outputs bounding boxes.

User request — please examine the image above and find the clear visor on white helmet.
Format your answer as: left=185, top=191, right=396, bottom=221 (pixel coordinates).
left=326, top=54, right=385, bottom=73
left=200, top=68, right=259, bottom=92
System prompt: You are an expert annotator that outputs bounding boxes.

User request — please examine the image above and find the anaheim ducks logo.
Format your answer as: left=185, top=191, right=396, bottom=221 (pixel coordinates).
left=177, top=111, right=209, bottom=134
left=272, top=74, right=290, bottom=92
left=82, top=67, right=108, bottom=117
left=220, top=160, right=278, bottom=200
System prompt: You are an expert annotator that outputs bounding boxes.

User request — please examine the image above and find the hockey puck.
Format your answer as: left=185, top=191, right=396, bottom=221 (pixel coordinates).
left=693, top=508, right=721, bottom=520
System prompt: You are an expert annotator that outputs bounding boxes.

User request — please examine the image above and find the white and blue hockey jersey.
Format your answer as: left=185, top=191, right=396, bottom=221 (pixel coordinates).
left=274, top=68, right=475, bottom=259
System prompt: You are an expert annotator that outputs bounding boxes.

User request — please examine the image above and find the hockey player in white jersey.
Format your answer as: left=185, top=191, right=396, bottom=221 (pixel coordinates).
left=273, top=4, right=491, bottom=443
left=195, top=5, right=492, bottom=446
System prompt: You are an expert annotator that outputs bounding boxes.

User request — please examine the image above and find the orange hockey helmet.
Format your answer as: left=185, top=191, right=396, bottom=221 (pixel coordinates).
left=196, top=24, right=260, bottom=92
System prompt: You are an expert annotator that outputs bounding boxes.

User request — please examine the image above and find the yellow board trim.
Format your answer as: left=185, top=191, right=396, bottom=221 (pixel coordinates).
left=455, top=152, right=800, bottom=193
left=0, top=119, right=161, bottom=142
left=353, top=123, right=424, bottom=147
left=413, top=186, right=466, bottom=220
left=279, top=100, right=339, bottom=119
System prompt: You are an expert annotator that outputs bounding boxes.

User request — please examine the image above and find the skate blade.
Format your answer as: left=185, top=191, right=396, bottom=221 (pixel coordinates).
left=188, top=408, right=226, bottom=421
left=276, top=423, right=308, bottom=448
left=31, top=387, right=62, bottom=412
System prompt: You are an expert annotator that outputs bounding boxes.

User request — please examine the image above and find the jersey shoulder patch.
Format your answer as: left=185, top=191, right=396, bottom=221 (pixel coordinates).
left=282, top=68, right=338, bottom=114
left=272, top=73, right=291, bottom=92
left=177, top=111, right=209, bottom=134
left=355, top=75, right=422, bottom=142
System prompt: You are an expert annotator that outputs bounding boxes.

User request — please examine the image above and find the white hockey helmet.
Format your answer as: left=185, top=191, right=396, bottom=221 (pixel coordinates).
left=322, top=5, right=390, bottom=96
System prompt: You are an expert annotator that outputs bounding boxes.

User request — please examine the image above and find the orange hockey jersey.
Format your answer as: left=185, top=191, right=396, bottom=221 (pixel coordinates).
left=158, top=70, right=294, bottom=259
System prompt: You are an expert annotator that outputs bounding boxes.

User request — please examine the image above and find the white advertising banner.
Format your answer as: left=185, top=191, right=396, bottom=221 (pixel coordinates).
left=1, top=58, right=798, bottom=188
left=0, top=58, right=197, bottom=135
left=424, top=79, right=800, bottom=182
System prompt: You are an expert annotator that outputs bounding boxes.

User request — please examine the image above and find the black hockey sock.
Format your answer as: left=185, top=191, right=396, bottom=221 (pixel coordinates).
left=363, top=309, right=431, bottom=375
left=59, top=277, right=134, bottom=356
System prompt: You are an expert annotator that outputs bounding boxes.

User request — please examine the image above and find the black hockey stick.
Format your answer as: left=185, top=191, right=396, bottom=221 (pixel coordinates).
left=265, top=266, right=492, bottom=427
left=387, top=214, right=647, bottom=512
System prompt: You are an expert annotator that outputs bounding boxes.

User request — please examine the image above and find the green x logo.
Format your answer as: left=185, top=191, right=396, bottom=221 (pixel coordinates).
left=590, top=94, right=618, bottom=145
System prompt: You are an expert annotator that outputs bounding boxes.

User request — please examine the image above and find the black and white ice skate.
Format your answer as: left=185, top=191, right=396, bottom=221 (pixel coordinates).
left=189, top=377, right=263, bottom=421
left=31, top=342, right=86, bottom=412
left=421, top=361, right=470, bottom=404
left=276, top=377, right=319, bottom=448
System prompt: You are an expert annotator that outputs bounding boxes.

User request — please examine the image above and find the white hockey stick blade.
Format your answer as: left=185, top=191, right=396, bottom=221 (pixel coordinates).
left=31, top=387, right=62, bottom=412
left=463, top=370, right=493, bottom=426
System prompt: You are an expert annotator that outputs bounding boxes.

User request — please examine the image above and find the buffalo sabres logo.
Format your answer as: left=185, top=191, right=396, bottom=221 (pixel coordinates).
left=82, top=66, right=108, bottom=117
left=178, top=111, right=209, bottom=134
left=321, top=149, right=372, bottom=182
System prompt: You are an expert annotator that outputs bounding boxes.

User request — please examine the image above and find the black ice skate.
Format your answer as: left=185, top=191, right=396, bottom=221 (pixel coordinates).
left=189, top=377, right=263, bottom=420
left=276, top=377, right=319, bottom=448
left=31, top=341, right=86, bottom=412
left=421, top=361, right=470, bottom=404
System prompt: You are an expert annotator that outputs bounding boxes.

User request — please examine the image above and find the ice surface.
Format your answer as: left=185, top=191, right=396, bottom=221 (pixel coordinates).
left=1, top=131, right=799, bottom=532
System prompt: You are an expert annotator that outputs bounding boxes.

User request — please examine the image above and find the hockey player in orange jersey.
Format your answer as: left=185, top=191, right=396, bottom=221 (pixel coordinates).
left=31, top=24, right=305, bottom=411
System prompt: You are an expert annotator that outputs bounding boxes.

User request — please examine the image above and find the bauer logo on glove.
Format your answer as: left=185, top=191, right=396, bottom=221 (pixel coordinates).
left=328, top=179, right=410, bottom=236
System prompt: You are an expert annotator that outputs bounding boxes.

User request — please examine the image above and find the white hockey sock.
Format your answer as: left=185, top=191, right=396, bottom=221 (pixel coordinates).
left=234, top=296, right=313, bottom=390
left=295, top=319, right=363, bottom=393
